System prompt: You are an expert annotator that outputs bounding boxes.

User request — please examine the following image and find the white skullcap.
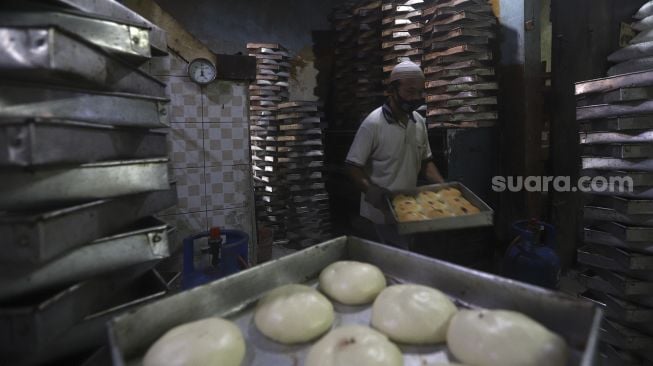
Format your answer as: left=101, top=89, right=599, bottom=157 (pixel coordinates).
left=389, top=61, right=425, bottom=83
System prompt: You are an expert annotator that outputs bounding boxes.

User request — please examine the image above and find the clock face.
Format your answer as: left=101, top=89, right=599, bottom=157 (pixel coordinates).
left=188, top=58, right=216, bottom=84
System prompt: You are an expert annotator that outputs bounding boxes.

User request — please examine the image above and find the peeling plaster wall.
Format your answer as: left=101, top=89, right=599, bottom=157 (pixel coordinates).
left=154, top=0, right=347, bottom=101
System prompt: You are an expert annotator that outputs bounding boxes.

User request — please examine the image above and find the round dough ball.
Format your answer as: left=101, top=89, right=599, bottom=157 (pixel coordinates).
left=319, top=261, right=387, bottom=305
left=371, top=284, right=457, bottom=344
left=305, top=325, right=403, bottom=366
left=397, top=211, right=426, bottom=222
left=254, top=284, right=334, bottom=344
left=143, top=317, right=245, bottom=366
left=447, top=309, right=568, bottom=366
left=438, top=187, right=462, bottom=198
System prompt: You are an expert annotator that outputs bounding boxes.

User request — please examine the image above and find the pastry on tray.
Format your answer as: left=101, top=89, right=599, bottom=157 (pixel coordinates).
left=391, top=187, right=480, bottom=222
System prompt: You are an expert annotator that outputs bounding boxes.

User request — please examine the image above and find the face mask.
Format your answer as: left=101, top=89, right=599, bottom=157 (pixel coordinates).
left=396, top=93, right=425, bottom=114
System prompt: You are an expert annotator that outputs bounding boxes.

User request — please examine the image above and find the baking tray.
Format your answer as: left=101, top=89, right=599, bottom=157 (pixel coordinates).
left=581, top=290, right=653, bottom=324
left=0, top=186, right=177, bottom=267
left=598, top=221, right=653, bottom=242
left=0, top=261, right=157, bottom=357
left=582, top=157, right=653, bottom=172
left=386, top=182, right=492, bottom=235
left=583, top=206, right=653, bottom=226
left=575, top=69, right=653, bottom=96
left=8, top=270, right=168, bottom=366
left=581, top=144, right=653, bottom=159
left=577, top=87, right=653, bottom=106
left=108, top=236, right=601, bottom=366
left=0, top=27, right=165, bottom=97
left=577, top=101, right=653, bottom=120
left=0, top=9, right=151, bottom=62
left=599, top=319, right=653, bottom=350
left=0, top=158, right=170, bottom=210
left=580, top=130, right=653, bottom=145
left=0, top=119, right=167, bottom=167
left=0, top=218, right=172, bottom=301
left=577, top=244, right=653, bottom=280
left=600, top=343, right=645, bottom=366
left=0, top=82, right=170, bottom=128
left=578, top=270, right=653, bottom=307
left=46, top=0, right=167, bottom=55
left=584, top=227, right=653, bottom=254
left=580, top=115, right=653, bottom=132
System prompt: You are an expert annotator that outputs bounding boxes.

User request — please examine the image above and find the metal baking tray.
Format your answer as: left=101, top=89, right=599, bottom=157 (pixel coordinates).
left=575, top=69, right=653, bottom=96
left=0, top=82, right=170, bottom=128
left=0, top=186, right=176, bottom=267
left=582, top=157, right=653, bottom=172
left=0, top=10, right=151, bottom=62
left=0, top=261, right=157, bottom=357
left=581, top=144, right=653, bottom=159
left=599, top=319, right=653, bottom=350
left=0, top=218, right=172, bottom=301
left=584, top=227, right=653, bottom=254
left=108, top=236, right=601, bottom=366
left=577, top=101, right=653, bottom=120
left=579, top=115, right=653, bottom=132
left=581, top=290, right=653, bottom=324
left=577, top=244, right=653, bottom=280
left=580, top=131, right=653, bottom=145
left=598, top=221, right=653, bottom=242
left=0, top=120, right=167, bottom=167
left=0, top=158, right=170, bottom=211
left=46, top=0, right=167, bottom=55
left=577, top=87, right=653, bottom=106
left=584, top=206, right=653, bottom=226
left=387, top=182, right=493, bottom=234
left=0, top=27, right=165, bottom=97
left=600, top=343, right=645, bottom=366
left=578, top=270, right=653, bottom=307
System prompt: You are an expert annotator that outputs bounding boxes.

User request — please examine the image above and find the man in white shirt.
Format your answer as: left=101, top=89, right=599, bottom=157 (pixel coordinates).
left=345, top=61, right=444, bottom=248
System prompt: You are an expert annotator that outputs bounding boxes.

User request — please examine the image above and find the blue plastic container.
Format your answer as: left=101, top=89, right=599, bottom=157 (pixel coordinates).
left=503, top=219, right=561, bottom=289
left=182, top=229, right=249, bottom=290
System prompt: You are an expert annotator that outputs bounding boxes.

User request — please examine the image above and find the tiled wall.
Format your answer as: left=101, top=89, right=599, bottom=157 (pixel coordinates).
left=145, top=53, right=255, bottom=258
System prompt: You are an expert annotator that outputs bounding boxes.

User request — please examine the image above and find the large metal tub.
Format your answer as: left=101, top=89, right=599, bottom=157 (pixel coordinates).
left=108, top=236, right=602, bottom=366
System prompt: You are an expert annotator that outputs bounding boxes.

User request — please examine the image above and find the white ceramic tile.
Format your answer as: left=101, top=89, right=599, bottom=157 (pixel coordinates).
left=165, top=168, right=207, bottom=214
left=168, top=123, right=204, bottom=168
left=205, top=165, right=251, bottom=210
left=158, top=211, right=208, bottom=252
left=160, top=76, right=202, bottom=123
left=204, top=123, right=250, bottom=166
left=202, top=81, right=248, bottom=123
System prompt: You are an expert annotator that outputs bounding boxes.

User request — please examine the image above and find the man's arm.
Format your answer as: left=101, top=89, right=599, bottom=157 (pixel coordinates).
left=347, top=163, right=372, bottom=193
left=421, top=160, right=445, bottom=184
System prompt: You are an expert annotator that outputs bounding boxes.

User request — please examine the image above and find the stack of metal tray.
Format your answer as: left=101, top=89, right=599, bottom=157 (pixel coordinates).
left=576, top=70, right=653, bottom=365
left=247, top=43, right=291, bottom=245
left=108, top=236, right=602, bottom=366
left=381, top=0, right=425, bottom=81
left=386, top=182, right=493, bottom=234
left=353, top=0, right=385, bottom=123
left=0, top=1, right=177, bottom=363
left=254, top=101, right=332, bottom=248
left=421, top=0, right=498, bottom=128
left=607, top=2, right=653, bottom=76
left=331, top=4, right=359, bottom=127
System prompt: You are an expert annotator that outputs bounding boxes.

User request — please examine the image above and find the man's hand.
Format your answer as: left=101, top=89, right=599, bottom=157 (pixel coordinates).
left=422, top=160, right=445, bottom=184
left=365, top=184, right=391, bottom=210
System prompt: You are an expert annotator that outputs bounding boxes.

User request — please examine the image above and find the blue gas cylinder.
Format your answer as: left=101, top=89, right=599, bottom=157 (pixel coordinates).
left=502, top=219, right=561, bottom=289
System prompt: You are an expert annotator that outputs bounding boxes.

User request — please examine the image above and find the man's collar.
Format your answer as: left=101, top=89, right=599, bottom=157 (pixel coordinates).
left=382, top=100, right=416, bottom=125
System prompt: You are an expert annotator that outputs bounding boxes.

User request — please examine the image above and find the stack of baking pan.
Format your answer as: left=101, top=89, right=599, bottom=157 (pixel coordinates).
left=421, top=0, right=498, bottom=128
left=0, top=1, right=176, bottom=364
left=575, top=70, right=653, bottom=365
left=607, top=2, right=653, bottom=76
left=381, top=0, right=425, bottom=82
left=331, top=4, right=359, bottom=127
left=353, top=0, right=385, bottom=123
left=256, top=101, right=332, bottom=248
left=247, top=43, right=292, bottom=244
